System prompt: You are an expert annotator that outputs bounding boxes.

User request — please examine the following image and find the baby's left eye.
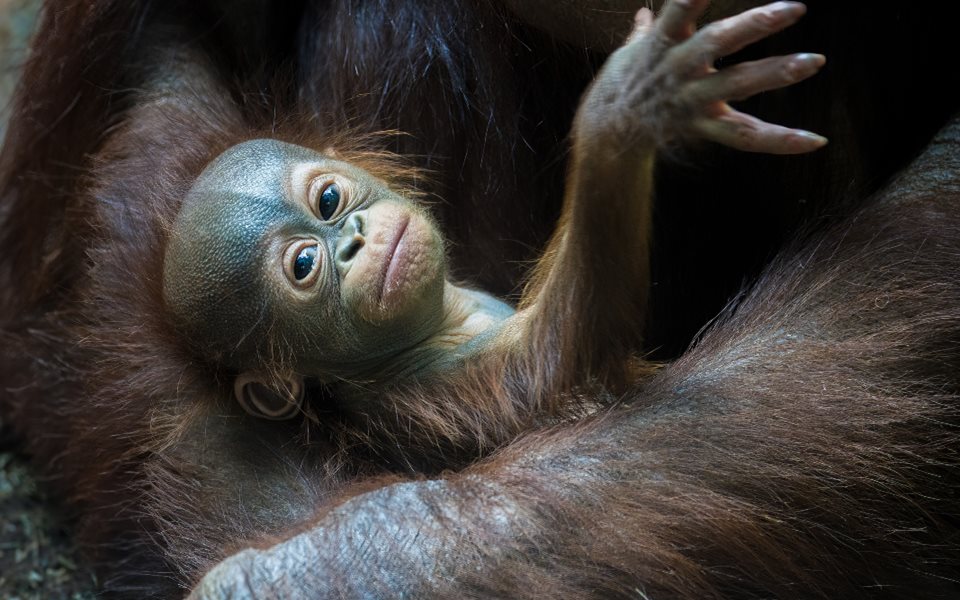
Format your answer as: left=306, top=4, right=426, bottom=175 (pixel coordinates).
left=318, top=183, right=341, bottom=220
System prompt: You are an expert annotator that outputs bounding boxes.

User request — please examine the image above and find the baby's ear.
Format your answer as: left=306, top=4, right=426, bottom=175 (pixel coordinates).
left=233, top=372, right=305, bottom=420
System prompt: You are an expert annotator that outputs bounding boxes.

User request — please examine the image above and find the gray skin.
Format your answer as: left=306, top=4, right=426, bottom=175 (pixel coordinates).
left=163, top=140, right=512, bottom=403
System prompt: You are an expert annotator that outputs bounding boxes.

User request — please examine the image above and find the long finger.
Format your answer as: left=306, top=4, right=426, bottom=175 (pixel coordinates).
left=625, top=8, right=656, bottom=43
left=657, top=0, right=712, bottom=42
left=669, top=1, right=807, bottom=69
left=687, top=52, right=825, bottom=103
left=693, top=108, right=827, bottom=154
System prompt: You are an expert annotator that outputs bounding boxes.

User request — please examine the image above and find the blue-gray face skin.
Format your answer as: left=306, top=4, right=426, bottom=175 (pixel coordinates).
left=162, top=139, right=447, bottom=377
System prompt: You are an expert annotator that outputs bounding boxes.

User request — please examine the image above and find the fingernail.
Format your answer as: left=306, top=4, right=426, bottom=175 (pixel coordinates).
left=794, top=53, right=826, bottom=68
left=773, top=1, right=806, bottom=17
left=797, top=131, right=828, bottom=146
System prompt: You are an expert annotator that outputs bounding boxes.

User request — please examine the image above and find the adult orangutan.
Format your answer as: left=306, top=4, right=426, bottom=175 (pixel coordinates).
left=1, top=1, right=958, bottom=599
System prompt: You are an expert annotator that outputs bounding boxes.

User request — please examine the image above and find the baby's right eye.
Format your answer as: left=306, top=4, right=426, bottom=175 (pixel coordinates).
left=284, top=241, right=322, bottom=287
left=294, top=245, right=317, bottom=280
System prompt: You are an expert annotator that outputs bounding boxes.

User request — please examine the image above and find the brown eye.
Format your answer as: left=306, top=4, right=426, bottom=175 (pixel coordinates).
left=318, top=183, right=341, bottom=220
left=310, top=179, right=346, bottom=221
left=284, top=240, right=322, bottom=287
left=294, top=245, right=317, bottom=280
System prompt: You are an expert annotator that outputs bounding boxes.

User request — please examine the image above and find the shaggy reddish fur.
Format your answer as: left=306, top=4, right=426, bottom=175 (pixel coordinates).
left=0, top=1, right=958, bottom=598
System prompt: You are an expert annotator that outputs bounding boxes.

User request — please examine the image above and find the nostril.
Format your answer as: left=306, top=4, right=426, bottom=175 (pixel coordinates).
left=353, top=213, right=365, bottom=236
left=340, top=211, right=365, bottom=236
left=339, top=234, right=364, bottom=263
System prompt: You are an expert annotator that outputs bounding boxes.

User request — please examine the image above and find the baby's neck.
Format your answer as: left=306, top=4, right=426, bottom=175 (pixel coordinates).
left=332, top=281, right=515, bottom=405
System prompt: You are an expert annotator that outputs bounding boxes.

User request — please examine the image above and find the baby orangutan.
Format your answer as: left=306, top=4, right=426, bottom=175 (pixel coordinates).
left=163, top=0, right=826, bottom=422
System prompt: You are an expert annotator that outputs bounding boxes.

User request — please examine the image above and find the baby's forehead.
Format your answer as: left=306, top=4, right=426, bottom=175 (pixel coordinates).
left=217, top=139, right=320, bottom=164
left=194, top=140, right=320, bottom=195
left=192, top=139, right=373, bottom=202
left=181, top=142, right=326, bottom=234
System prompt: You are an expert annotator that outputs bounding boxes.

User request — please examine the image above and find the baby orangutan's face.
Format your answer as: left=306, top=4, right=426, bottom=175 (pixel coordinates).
left=163, top=139, right=447, bottom=376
